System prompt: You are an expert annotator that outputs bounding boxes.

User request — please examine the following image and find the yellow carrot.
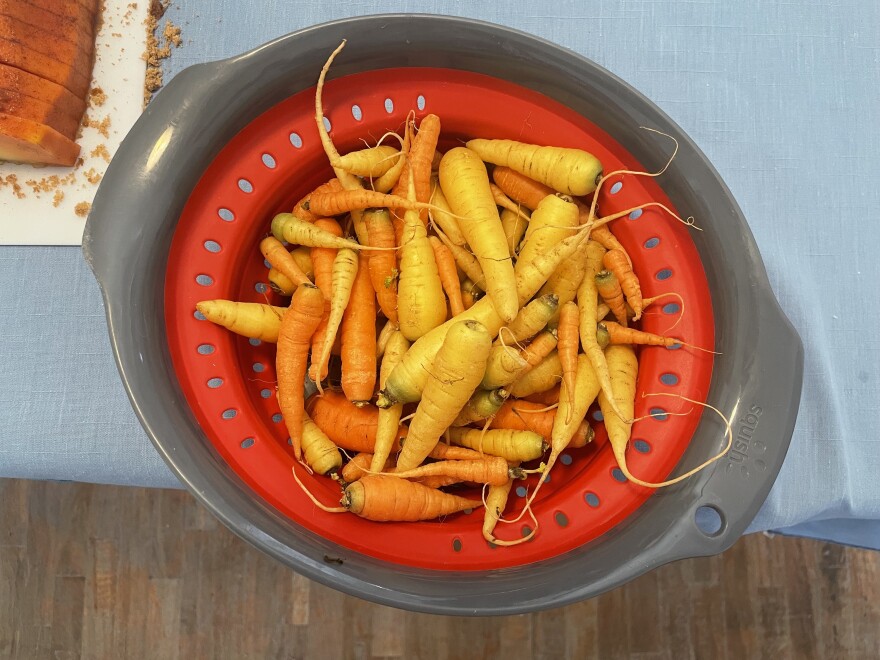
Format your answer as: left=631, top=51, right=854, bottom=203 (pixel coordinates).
left=196, top=300, right=285, bottom=343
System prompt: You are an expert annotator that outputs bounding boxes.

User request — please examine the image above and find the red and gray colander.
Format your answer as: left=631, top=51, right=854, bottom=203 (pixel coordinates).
left=83, top=15, right=803, bottom=615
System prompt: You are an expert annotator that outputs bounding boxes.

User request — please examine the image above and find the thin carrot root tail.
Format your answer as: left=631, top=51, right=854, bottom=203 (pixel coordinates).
left=291, top=465, right=346, bottom=512
left=615, top=393, right=734, bottom=488
left=484, top=502, right=539, bottom=546
left=642, top=290, right=686, bottom=333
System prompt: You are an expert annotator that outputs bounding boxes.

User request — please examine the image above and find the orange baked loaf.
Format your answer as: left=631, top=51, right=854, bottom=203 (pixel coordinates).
left=0, top=0, right=100, bottom=166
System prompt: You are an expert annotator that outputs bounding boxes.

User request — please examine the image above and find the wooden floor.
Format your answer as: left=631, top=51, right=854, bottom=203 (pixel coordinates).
left=1, top=479, right=878, bottom=659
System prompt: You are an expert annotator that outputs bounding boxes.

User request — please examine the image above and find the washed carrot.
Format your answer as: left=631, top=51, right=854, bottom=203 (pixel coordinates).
left=272, top=213, right=363, bottom=251
left=483, top=478, right=516, bottom=544
left=428, top=235, right=465, bottom=316
left=343, top=475, right=481, bottom=521
left=424, top=443, right=485, bottom=461
left=301, top=412, right=343, bottom=476
left=539, top=248, right=588, bottom=318
left=260, top=236, right=312, bottom=289
left=289, top=246, right=314, bottom=280
left=372, top=122, right=411, bottom=193
left=481, top=346, right=529, bottom=390
left=551, top=354, right=600, bottom=449
left=340, top=252, right=377, bottom=404
left=515, top=193, right=578, bottom=277
left=314, top=41, right=370, bottom=243
left=460, top=278, right=480, bottom=310
left=376, top=318, right=396, bottom=358
left=595, top=269, right=628, bottom=327
left=276, top=284, right=326, bottom=460
left=589, top=224, right=629, bottom=263
left=305, top=391, right=405, bottom=454
left=500, top=207, right=529, bottom=257
left=556, top=302, right=580, bottom=421
left=522, top=386, right=561, bottom=406
left=291, top=178, right=344, bottom=223
left=196, top=300, right=285, bottom=343
left=514, top=228, right=590, bottom=304
left=363, top=207, right=398, bottom=324
left=519, top=329, right=559, bottom=369
left=311, top=247, right=358, bottom=390
left=492, top=166, right=556, bottom=210
left=393, top=456, right=520, bottom=487
left=391, top=113, right=441, bottom=226
left=466, top=138, right=603, bottom=196
left=499, top=293, right=558, bottom=346
left=370, top=331, right=409, bottom=473
left=599, top=344, right=639, bottom=482
left=599, top=321, right=679, bottom=347
left=604, top=248, right=643, bottom=321
left=439, top=147, right=518, bottom=323
left=412, top=475, right=464, bottom=489
left=432, top=227, right=485, bottom=290
left=447, top=427, right=546, bottom=463
left=341, top=452, right=392, bottom=483
left=451, top=388, right=509, bottom=426
left=490, top=399, right=593, bottom=448
left=333, top=145, right=400, bottom=178
left=490, top=183, right=531, bottom=221
left=268, top=267, right=295, bottom=296
left=397, top=209, right=447, bottom=341
left=508, top=351, right=562, bottom=399
left=428, top=177, right=468, bottom=246
left=396, top=319, right=491, bottom=471
left=306, top=189, right=444, bottom=218
left=309, top=218, right=342, bottom=382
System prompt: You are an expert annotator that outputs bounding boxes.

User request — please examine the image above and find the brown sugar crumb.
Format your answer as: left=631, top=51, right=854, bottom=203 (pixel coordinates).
left=144, top=0, right=181, bottom=106
left=75, top=202, right=92, bottom=218
left=89, top=86, right=107, bottom=107
left=81, top=114, right=112, bottom=139
left=53, top=190, right=64, bottom=207
left=1, top=174, right=26, bottom=199
left=91, top=144, right=112, bottom=163
left=84, top=168, right=103, bottom=185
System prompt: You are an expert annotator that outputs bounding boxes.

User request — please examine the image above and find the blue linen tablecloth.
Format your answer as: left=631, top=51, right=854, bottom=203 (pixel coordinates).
left=1, top=1, right=878, bottom=549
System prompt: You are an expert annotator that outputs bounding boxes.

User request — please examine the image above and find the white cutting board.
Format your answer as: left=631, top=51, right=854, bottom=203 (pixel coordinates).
left=0, top=0, right=149, bottom=245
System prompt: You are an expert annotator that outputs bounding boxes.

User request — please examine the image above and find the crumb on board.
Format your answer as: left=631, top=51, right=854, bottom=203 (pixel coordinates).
left=144, top=0, right=181, bottom=106
left=89, top=86, right=108, bottom=107
left=84, top=168, right=103, bottom=185
left=53, top=191, right=65, bottom=208
left=75, top=202, right=92, bottom=218
left=81, top=114, right=112, bottom=139
left=1, top=175, right=25, bottom=199
left=91, top=144, right=112, bottom=163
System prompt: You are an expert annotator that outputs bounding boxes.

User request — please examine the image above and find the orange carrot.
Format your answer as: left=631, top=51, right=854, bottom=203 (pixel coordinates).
left=305, top=189, right=442, bottom=218
left=340, top=452, right=393, bottom=483
left=599, top=321, right=679, bottom=347
left=363, top=208, right=398, bottom=324
left=428, top=235, right=464, bottom=316
left=603, top=249, right=643, bottom=320
left=492, top=166, right=556, bottom=210
left=260, top=236, right=312, bottom=288
left=309, top=218, right=342, bottom=382
left=489, top=399, right=593, bottom=448
left=343, top=475, right=481, bottom=521
left=340, top=252, right=377, bottom=404
left=305, top=391, right=405, bottom=454
left=426, top=443, right=484, bottom=461
left=292, top=178, right=344, bottom=223
left=589, top=224, right=630, bottom=262
left=276, top=284, right=326, bottom=460
left=522, top=386, right=561, bottom=406
left=519, top=329, right=558, bottom=368
left=556, top=302, right=580, bottom=422
left=392, top=113, right=441, bottom=226
left=411, top=475, right=463, bottom=489
left=595, top=269, right=628, bottom=327
left=393, top=457, right=521, bottom=487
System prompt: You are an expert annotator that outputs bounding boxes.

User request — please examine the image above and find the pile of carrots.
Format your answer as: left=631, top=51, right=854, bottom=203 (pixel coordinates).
left=196, top=42, right=728, bottom=546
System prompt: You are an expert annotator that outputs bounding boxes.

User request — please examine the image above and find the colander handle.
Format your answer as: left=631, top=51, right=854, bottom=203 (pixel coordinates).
left=649, top=291, right=804, bottom=562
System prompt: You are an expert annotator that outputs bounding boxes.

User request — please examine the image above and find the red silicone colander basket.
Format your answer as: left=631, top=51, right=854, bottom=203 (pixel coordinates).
left=164, top=65, right=714, bottom=571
